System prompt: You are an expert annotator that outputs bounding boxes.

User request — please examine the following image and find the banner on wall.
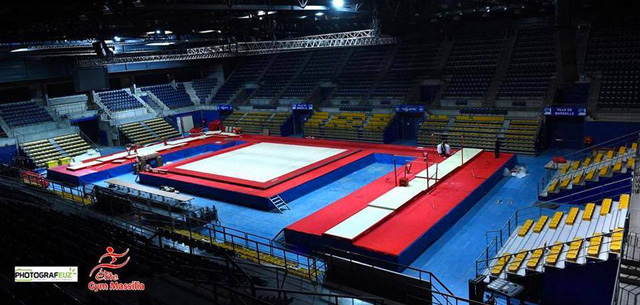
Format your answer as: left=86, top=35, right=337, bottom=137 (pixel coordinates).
left=291, top=103, right=313, bottom=110
left=395, top=105, right=425, bottom=113
left=543, top=107, right=586, bottom=116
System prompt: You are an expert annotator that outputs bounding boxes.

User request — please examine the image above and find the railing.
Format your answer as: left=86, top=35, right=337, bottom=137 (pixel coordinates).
left=476, top=180, right=632, bottom=277
left=477, top=230, right=625, bottom=280
left=320, top=249, right=487, bottom=305
left=538, top=135, right=639, bottom=195
left=538, top=149, right=637, bottom=195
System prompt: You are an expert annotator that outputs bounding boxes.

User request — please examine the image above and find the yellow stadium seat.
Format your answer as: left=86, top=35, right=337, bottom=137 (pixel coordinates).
left=628, top=158, right=635, bottom=169
left=491, top=253, right=511, bottom=276
left=632, top=143, right=638, bottom=151
left=561, top=164, right=570, bottom=174
left=583, top=157, right=591, bottom=166
left=613, top=161, right=622, bottom=173
left=549, top=212, right=564, bottom=229
left=619, top=146, right=627, bottom=155
left=508, top=251, right=528, bottom=272
left=546, top=243, right=563, bottom=265
left=595, top=153, right=603, bottom=163
left=600, top=198, right=612, bottom=216
left=560, top=177, right=571, bottom=189
left=527, top=248, right=543, bottom=269
left=566, top=207, right=580, bottom=225
left=611, top=229, right=623, bottom=253
left=599, top=165, right=609, bottom=177
left=586, top=169, right=596, bottom=181
left=619, top=194, right=630, bottom=209
left=566, top=238, right=583, bottom=261
left=519, top=219, right=534, bottom=236
left=587, top=234, right=603, bottom=258
left=606, top=150, right=614, bottom=159
left=573, top=171, right=583, bottom=185
left=533, top=215, right=549, bottom=233
left=548, top=179, right=559, bottom=193
left=572, top=161, right=581, bottom=170
left=583, top=203, right=595, bottom=221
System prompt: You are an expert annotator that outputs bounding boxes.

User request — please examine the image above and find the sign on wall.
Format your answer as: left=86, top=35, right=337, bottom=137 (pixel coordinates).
left=291, top=103, right=314, bottom=110
left=395, top=105, right=425, bottom=113
left=217, top=104, right=233, bottom=111
left=543, top=107, right=586, bottom=116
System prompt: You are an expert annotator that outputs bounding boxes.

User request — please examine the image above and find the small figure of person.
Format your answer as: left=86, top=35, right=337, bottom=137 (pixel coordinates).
left=495, top=138, right=501, bottom=158
left=437, top=140, right=451, bottom=157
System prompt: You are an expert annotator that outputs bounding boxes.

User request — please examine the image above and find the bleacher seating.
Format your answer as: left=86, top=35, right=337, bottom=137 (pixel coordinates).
left=443, top=32, right=504, bottom=100
left=371, top=41, right=441, bottom=99
left=303, top=112, right=393, bottom=143
left=417, top=114, right=450, bottom=147
left=497, top=28, right=556, bottom=101
left=0, top=101, right=54, bottom=127
left=503, top=118, right=540, bottom=154
left=280, top=48, right=349, bottom=100
left=541, top=143, right=638, bottom=197
left=212, top=55, right=274, bottom=103
left=191, top=78, right=218, bottom=103
left=119, top=118, right=180, bottom=144
left=20, top=133, right=93, bottom=168
left=252, top=52, right=310, bottom=100
left=448, top=115, right=504, bottom=150
left=486, top=196, right=629, bottom=279
left=222, top=111, right=291, bottom=135
left=97, top=90, right=144, bottom=112
left=332, top=45, right=393, bottom=100
left=143, top=83, right=194, bottom=109
left=586, top=24, right=640, bottom=110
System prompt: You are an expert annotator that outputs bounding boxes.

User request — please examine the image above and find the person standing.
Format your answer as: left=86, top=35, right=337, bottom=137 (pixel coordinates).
left=495, top=138, right=501, bottom=158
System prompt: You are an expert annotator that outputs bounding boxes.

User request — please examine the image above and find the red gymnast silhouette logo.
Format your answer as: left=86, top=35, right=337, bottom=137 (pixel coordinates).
left=89, top=247, right=130, bottom=278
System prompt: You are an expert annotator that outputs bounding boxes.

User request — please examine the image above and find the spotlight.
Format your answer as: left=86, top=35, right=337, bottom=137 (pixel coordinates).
left=113, top=36, right=121, bottom=42
left=257, top=10, right=266, bottom=16
left=332, top=0, right=344, bottom=9
left=155, top=29, right=162, bottom=35
left=315, top=12, right=324, bottom=16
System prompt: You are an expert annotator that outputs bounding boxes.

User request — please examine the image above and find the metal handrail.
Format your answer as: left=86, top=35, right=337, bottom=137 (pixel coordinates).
left=476, top=180, right=632, bottom=276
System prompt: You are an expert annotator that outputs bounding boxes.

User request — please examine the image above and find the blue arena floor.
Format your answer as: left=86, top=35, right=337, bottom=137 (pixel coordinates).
left=88, top=143, right=575, bottom=299
left=406, top=149, right=573, bottom=297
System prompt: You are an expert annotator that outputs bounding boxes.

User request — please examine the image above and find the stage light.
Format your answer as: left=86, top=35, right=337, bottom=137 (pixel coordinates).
left=257, top=10, right=266, bottom=16
left=332, top=0, right=344, bottom=9
left=315, top=12, right=324, bottom=16
left=113, top=36, right=121, bottom=42
left=155, top=29, right=162, bottom=35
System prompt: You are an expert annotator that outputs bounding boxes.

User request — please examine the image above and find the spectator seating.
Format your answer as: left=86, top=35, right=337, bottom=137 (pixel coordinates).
left=447, top=115, right=504, bottom=150
left=212, top=55, right=274, bottom=103
left=417, top=115, right=451, bottom=147
left=540, top=143, right=637, bottom=197
left=20, top=133, right=92, bottom=168
left=443, top=32, right=504, bottom=100
left=586, top=24, right=640, bottom=109
left=143, top=83, right=194, bottom=109
left=303, top=112, right=393, bottom=143
left=332, top=45, right=393, bottom=100
left=280, top=49, right=349, bottom=100
left=0, top=101, right=54, bottom=127
left=498, top=28, right=556, bottom=101
left=503, top=119, right=540, bottom=154
left=252, top=52, right=310, bottom=100
left=191, top=78, right=218, bottom=102
left=97, top=90, right=144, bottom=112
left=371, top=42, right=441, bottom=99
left=486, top=195, right=628, bottom=279
left=222, top=111, right=291, bottom=135
left=119, top=118, right=180, bottom=144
